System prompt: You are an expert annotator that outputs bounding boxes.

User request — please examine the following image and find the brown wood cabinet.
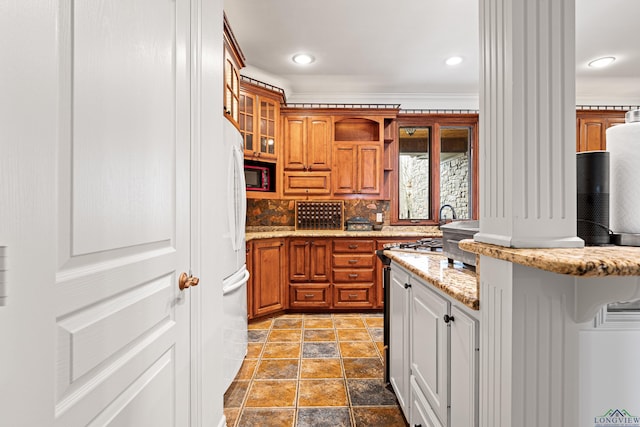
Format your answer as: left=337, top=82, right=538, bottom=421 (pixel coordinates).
left=332, top=143, right=382, bottom=195
left=282, top=115, right=333, bottom=196
left=223, top=14, right=244, bottom=127
left=332, top=239, right=376, bottom=308
left=239, top=81, right=284, bottom=162
left=249, top=238, right=286, bottom=318
left=576, top=110, right=626, bottom=152
left=288, top=238, right=332, bottom=308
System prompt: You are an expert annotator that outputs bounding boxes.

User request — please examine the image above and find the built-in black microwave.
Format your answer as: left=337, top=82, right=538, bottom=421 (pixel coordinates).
left=244, top=165, right=270, bottom=191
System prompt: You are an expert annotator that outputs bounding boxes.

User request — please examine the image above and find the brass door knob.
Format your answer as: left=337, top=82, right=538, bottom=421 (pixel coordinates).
left=179, top=272, right=200, bottom=291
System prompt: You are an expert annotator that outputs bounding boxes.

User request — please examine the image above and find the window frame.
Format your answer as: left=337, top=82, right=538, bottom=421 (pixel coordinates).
left=390, top=113, right=479, bottom=226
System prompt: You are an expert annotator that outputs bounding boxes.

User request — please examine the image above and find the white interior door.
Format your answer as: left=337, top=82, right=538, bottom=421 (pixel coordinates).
left=53, top=0, right=192, bottom=425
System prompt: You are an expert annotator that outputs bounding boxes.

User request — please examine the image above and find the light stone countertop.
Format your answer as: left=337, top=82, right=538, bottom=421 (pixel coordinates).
left=246, top=226, right=442, bottom=241
left=459, top=239, right=640, bottom=277
left=383, top=250, right=479, bottom=310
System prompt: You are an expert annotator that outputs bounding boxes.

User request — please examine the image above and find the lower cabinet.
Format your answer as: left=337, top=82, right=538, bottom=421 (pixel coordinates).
left=390, top=262, right=479, bottom=427
left=389, top=266, right=411, bottom=415
left=249, top=238, right=286, bottom=319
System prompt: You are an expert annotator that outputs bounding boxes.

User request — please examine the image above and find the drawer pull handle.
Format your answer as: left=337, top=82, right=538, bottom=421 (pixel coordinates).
left=304, top=294, right=315, bottom=298
left=348, top=294, right=359, bottom=298
left=348, top=259, right=358, bottom=264
left=349, top=273, right=358, bottom=278
left=348, top=244, right=358, bottom=249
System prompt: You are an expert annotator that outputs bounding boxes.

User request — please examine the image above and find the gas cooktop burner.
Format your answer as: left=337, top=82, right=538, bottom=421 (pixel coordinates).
left=384, top=237, right=443, bottom=252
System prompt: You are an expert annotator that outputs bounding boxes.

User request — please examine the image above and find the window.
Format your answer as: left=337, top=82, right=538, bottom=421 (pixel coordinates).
left=391, top=115, right=478, bottom=225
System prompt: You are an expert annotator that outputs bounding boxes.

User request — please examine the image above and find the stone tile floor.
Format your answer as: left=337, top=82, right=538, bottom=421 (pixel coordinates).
left=223, top=312, right=408, bottom=427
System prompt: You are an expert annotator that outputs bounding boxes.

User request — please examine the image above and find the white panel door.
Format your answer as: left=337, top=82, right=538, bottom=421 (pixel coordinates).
left=389, top=267, right=411, bottom=417
left=54, top=0, right=192, bottom=425
left=450, top=306, right=479, bottom=427
left=411, top=281, right=449, bottom=427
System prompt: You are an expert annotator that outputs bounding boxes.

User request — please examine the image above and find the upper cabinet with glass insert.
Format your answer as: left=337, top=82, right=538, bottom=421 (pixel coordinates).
left=223, top=14, right=245, bottom=127
left=239, top=79, right=284, bottom=162
left=392, top=114, right=479, bottom=225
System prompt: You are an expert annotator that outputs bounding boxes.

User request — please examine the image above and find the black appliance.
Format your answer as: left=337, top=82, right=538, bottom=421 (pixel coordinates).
left=577, top=151, right=610, bottom=245
left=375, top=238, right=443, bottom=384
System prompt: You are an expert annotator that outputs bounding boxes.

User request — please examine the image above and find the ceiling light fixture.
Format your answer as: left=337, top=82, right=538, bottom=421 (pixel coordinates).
left=446, top=56, right=463, bottom=66
left=588, top=56, right=616, bottom=68
left=292, top=53, right=315, bottom=65
left=404, top=127, right=416, bottom=136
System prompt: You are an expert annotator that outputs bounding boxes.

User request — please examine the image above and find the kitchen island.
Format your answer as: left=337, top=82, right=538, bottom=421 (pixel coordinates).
left=383, top=248, right=479, bottom=427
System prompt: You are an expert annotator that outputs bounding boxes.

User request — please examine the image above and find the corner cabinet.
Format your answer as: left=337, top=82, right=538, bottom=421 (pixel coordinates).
left=223, top=14, right=245, bottom=127
left=281, top=115, right=332, bottom=197
left=239, top=80, right=284, bottom=162
left=249, top=238, right=286, bottom=319
left=389, top=262, right=479, bottom=427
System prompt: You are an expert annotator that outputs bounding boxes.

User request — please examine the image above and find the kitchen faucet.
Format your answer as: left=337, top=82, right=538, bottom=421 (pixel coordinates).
left=438, top=204, right=457, bottom=229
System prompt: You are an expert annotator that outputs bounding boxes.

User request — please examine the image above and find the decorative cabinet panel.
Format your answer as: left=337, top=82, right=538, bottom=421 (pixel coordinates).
left=223, top=14, right=244, bottom=127
left=576, top=110, right=626, bottom=152
left=250, top=238, right=286, bottom=318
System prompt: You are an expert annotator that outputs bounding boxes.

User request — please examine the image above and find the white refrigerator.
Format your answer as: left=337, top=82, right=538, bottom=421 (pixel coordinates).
left=221, top=119, right=249, bottom=391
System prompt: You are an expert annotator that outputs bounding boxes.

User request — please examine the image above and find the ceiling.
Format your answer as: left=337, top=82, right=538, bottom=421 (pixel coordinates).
left=223, top=0, right=640, bottom=108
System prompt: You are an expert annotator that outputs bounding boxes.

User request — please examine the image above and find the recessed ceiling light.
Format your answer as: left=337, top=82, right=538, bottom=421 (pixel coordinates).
left=446, top=56, right=463, bottom=66
left=292, top=53, right=315, bottom=65
left=588, top=56, right=616, bottom=68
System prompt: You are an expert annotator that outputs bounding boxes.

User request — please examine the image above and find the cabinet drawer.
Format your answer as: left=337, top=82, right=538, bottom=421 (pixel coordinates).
left=332, top=253, right=375, bottom=268
left=290, top=284, right=331, bottom=308
left=333, top=284, right=374, bottom=308
left=333, top=239, right=375, bottom=253
left=333, top=268, right=374, bottom=282
left=283, top=172, right=331, bottom=195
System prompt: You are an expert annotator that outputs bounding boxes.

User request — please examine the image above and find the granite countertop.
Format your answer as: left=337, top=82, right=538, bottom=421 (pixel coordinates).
left=383, top=249, right=479, bottom=310
left=246, top=226, right=442, bottom=241
left=459, top=239, right=640, bottom=277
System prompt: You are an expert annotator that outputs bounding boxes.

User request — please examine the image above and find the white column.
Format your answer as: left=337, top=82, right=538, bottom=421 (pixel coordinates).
left=476, top=0, right=583, bottom=248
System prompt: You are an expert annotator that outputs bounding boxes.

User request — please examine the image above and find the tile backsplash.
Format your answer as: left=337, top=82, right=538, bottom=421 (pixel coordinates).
left=247, top=199, right=390, bottom=228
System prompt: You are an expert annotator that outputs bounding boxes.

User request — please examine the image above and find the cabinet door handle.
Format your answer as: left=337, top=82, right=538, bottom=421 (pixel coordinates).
left=443, top=314, right=455, bottom=323
left=404, top=283, right=411, bottom=289
left=348, top=259, right=358, bottom=264
left=348, top=244, right=358, bottom=249
left=349, top=273, right=358, bottom=278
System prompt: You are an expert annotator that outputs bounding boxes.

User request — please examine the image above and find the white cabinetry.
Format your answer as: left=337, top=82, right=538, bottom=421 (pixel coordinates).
left=389, top=267, right=411, bottom=415
left=390, top=262, right=479, bottom=427
left=411, top=276, right=450, bottom=425
left=450, top=306, right=479, bottom=427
